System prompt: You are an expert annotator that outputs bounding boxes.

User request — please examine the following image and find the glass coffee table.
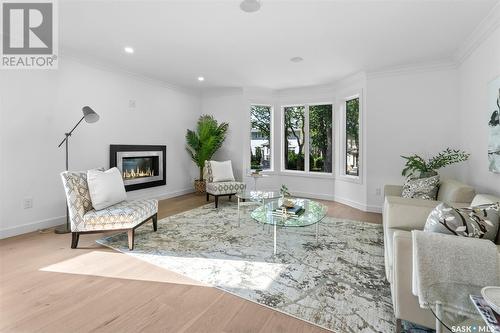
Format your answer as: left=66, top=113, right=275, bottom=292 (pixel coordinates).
left=250, top=198, right=327, bottom=255
left=425, top=282, right=485, bottom=333
left=236, top=190, right=281, bottom=226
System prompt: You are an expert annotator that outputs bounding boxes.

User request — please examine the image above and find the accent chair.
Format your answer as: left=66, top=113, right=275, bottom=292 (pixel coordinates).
left=60, top=171, right=158, bottom=250
left=204, top=160, right=246, bottom=208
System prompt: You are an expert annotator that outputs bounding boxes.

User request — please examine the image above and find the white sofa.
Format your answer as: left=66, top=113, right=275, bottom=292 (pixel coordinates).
left=383, top=179, right=483, bottom=329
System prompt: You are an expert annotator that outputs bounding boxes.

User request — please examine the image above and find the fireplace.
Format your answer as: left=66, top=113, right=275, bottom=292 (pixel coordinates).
left=110, top=145, right=166, bottom=191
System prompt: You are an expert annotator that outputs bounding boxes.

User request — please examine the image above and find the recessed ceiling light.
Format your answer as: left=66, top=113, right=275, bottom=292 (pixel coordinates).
left=240, top=0, right=261, bottom=13
left=290, top=56, right=304, bottom=63
left=124, top=47, right=134, bottom=54
left=197, top=76, right=205, bottom=82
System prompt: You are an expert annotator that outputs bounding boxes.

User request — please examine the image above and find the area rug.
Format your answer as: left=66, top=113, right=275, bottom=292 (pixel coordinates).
left=97, top=202, right=396, bottom=332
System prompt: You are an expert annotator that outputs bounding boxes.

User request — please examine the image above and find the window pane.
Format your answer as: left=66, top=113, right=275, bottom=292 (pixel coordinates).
left=284, top=106, right=305, bottom=171
left=250, top=105, right=271, bottom=170
left=309, top=105, right=333, bottom=173
left=345, top=98, right=360, bottom=176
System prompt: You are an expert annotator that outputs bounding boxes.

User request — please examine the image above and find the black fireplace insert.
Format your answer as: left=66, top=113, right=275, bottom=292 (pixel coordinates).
left=110, top=145, right=166, bottom=191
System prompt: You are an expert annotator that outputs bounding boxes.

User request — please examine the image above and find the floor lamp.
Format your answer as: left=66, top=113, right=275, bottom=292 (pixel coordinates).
left=55, top=106, right=100, bottom=234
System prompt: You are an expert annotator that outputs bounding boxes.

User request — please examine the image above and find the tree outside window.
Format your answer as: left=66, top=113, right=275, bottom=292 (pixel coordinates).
left=250, top=105, right=272, bottom=170
left=309, top=104, right=333, bottom=173
left=345, top=98, right=360, bottom=176
left=284, top=106, right=305, bottom=171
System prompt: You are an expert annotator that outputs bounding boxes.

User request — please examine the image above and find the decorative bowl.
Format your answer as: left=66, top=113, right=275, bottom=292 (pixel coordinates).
left=481, top=286, right=500, bottom=314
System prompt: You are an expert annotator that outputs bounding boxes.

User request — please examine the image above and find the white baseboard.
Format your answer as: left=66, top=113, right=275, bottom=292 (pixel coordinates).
left=291, top=191, right=335, bottom=202
left=151, top=187, right=194, bottom=200
left=0, top=187, right=195, bottom=240
left=365, top=204, right=383, bottom=214
left=291, top=191, right=383, bottom=213
left=0, top=215, right=66, bottom=240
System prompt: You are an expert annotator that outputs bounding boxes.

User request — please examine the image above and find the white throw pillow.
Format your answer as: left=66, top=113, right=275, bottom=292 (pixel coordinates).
left=210, top=160, right=235, bottom=182
left=87, top=167, right=127, bottom=210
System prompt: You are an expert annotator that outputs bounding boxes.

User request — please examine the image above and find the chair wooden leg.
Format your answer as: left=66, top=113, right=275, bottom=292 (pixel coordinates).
left=127, top=229, right=135, bottom=250
left=71, top=232, right=79, bottom=249
left=215, top=195, right=219, bottom=208
left=229, top=195, right=232, bottom=201
left=206, top=193, right=209, bottom=201
left=395, top=318, right=402, bottom=333
left=152, top=213, right=157, bottom=232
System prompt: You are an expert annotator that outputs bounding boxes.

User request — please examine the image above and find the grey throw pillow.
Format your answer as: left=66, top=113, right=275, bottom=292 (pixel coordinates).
left=402, top=175, right=440, bottom=200
left=424, top=202, right=500, bottom=241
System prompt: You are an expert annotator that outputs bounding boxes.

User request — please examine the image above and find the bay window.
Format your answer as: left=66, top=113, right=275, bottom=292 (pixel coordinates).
left=345, top=97, right=360, bottom=177
left=309, top=104, right=333, bottom=173
left=250, top=105, right=272, bottom=170
left=282, top=104, right=333, bottom=174
left=283, top=106, right=306, bottom=171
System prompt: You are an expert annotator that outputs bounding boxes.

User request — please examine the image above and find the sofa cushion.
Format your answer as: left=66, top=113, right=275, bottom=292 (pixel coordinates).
left=402, top=175, right=439, bottom=200
left=206, top=181, right=245, bottom=195
left=437, top=179, right=475, bottom=204
left=83, top=199, right=158, bottom=231
left=471, top=194, right=500, bottom=206
left=424, top=202, right=499, bottom=241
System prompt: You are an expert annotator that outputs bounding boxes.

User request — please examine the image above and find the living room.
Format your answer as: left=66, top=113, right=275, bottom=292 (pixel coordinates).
left=1, top=0, right=500, bottom=332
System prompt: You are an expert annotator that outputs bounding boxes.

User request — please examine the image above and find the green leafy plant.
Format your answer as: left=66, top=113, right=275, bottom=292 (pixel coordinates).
left=280, top=184, right=291, bottom=197
left=401, top=148, right=470, bottom=178
left=186, top=115, right=229, bottom=181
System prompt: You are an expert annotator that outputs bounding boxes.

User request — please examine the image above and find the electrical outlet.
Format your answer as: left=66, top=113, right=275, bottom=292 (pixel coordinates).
left=23, top=197, right=33, bottom=209
left=375, top=188, right=382, bottom=196
left=128, top=99, right=136, bottom=108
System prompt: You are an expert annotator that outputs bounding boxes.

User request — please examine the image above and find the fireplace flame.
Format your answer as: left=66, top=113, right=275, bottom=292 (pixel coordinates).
left=123, top=167, right=154, bottom=179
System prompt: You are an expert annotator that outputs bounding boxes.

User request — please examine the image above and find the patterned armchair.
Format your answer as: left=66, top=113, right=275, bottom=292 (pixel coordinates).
left=60, top=171, right=158, bottom=250
left=204, top=160, right=246, bottom=208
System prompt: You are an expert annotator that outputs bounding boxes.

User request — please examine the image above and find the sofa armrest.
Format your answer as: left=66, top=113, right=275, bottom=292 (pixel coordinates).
left=392, top=230, right=435, bottom=327
left=384, top=185, right=403, bottom=197
left=383, top=196, right=440, bottom=231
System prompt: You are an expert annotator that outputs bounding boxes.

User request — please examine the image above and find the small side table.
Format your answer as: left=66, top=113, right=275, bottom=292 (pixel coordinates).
left=425, top=282, right=485, bottom=333
left=247, top=173, right=269, bottom=190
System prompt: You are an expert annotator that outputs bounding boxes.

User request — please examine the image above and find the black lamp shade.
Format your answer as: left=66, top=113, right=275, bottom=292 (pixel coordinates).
left=82, top=106, right=99, bottom=123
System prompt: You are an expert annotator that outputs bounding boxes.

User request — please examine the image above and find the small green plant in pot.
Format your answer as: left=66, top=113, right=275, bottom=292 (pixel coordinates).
left=401, top=148, right=470, bottom=179
left=186, top=115, right=229, bottom=193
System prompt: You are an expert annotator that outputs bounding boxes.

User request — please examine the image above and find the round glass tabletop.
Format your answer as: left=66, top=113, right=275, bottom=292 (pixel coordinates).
left=236, top=190, right=281, bottom=202
left=250, top=198, right=327, bottom=227
left=425, top=282, right=485, bottom=332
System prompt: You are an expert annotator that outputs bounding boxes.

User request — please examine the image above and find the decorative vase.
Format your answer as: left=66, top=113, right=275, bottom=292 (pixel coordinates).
left=194, top=179, right=206, bottom=193
left=419, top=170, right=438, bottom=179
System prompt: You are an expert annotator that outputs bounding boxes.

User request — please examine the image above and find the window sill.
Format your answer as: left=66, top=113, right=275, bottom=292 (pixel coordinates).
left=277, top=171, right=335, bottom=179
left=337, top=174, right=362, bottom=184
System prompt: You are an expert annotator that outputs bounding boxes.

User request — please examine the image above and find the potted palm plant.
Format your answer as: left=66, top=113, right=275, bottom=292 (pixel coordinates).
left=186, top=115, right=229, bottom=193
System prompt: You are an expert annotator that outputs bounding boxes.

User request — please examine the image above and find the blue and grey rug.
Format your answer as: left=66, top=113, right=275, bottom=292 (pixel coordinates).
left=97, top=202, right=426, bottom=332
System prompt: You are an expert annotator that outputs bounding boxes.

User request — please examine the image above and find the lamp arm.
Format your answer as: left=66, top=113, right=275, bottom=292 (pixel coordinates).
left=57, top=116, right=85, bottom=148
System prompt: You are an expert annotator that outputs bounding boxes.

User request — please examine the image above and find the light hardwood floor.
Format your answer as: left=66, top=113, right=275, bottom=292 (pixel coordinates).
left=0, top=193, right=381, bottom=333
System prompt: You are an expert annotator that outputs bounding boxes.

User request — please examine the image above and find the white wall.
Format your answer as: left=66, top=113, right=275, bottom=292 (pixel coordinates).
left=457, top=25, right=500, bottom=195
left=200, top=88, right=246, bottom=179
left=365, top=67, right=464, bottom=209
left=0, top=57, right=200, bottom=238
left=200, top=76, right=371, bottom=211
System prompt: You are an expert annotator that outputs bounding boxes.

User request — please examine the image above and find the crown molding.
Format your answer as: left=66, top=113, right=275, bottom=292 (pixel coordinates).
left=454, top=1, right=500, bottom=65
left=59, top=50, right=200, bottom=96
left=366, top=58, right=457, bottom=80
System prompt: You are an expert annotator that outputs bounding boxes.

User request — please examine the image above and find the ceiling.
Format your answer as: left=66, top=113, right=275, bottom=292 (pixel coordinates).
left=60, top=0, right=498, bottom=90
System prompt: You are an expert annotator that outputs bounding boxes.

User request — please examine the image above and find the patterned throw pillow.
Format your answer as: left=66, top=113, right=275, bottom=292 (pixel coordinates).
left=424, top=202, right=500, bottom=241
left=402, top=175, right=440, bottom=200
